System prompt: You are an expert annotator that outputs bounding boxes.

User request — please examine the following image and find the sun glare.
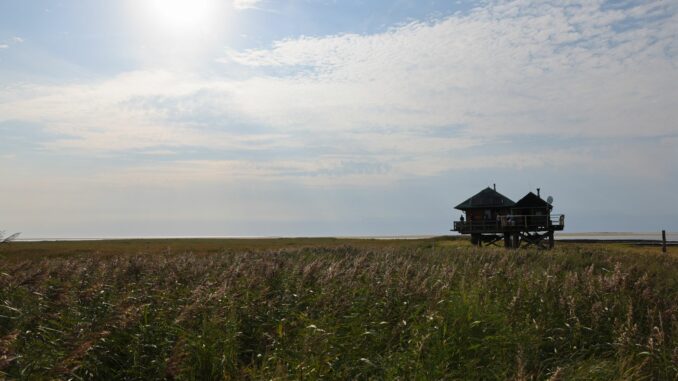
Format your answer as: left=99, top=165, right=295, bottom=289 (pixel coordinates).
left=148, top=0, right=214, bottom=30
left=130, top=0, right=229, bottom=65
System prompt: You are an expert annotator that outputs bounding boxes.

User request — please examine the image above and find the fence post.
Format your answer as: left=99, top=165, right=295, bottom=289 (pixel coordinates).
left=662, top=230, right=667, bottom=253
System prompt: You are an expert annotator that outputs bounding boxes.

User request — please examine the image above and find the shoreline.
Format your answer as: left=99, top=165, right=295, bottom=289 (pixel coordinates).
left=12, top=232, right=678, bottom=244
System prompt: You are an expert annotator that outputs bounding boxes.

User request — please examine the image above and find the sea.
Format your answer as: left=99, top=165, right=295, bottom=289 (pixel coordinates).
left=12, top=232, right=678, bottom=242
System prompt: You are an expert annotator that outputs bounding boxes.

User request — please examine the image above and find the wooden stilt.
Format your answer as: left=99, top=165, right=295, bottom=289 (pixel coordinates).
left=486, top=235, right=503, bottom=247
left=662, top=230, right=667, bottom=253
left=512, top=233, right=520, bottom=249
left=548, top=230, right=554, bottom=249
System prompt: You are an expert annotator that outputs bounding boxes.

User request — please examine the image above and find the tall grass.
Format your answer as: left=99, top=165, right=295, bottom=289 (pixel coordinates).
left=0, top=240, right=676, bottom=379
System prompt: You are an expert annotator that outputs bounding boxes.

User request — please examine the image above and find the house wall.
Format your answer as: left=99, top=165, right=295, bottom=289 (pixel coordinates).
left=463, top=208, right=511, bottom=221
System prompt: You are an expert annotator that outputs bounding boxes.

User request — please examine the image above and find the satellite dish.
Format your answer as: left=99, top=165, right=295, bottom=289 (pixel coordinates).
left=546, top=196, right=554, bottom=204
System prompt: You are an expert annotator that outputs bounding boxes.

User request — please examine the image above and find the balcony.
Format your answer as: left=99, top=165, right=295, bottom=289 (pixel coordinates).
left=453, top=214, right=564, bottom=234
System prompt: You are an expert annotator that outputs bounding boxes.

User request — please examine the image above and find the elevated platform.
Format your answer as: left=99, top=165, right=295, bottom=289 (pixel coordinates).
left=452, top=214, right=565, bottom=249
left=452, top=214, right=564, bottom=235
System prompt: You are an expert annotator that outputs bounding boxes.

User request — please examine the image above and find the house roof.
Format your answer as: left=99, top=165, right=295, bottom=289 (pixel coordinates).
left=513, top=192, right=552, bottom=210
left=455, top=187, right=515, bottom=210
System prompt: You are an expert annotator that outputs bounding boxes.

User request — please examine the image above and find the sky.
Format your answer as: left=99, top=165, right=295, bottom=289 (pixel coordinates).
left=0, top=0, right=677, bottom=238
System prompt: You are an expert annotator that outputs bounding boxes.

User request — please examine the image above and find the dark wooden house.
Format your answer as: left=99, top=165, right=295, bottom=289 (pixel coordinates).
left=453, top=186, right=564, bottom=249
left=512, top=191, right=551, bottom=228
left=453, top=186, right=514, bottom=237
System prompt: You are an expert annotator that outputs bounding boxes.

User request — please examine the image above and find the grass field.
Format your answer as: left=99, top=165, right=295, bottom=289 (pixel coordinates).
left=0, top=238, right=676, bottom=380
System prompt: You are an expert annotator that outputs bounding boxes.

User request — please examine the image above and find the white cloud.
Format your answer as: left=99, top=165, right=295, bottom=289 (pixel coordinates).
left=90, top=147, right=592, bottom=188
left=221, top=0, right=678, bottom=138
left=232, top=0, right=262, bottom=10
left=1, top=0, right=677, bottom=185
left=0, top=36, right=24, bottom=50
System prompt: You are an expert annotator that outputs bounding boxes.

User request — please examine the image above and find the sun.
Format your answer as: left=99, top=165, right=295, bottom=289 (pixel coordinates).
left=145, top=0, right=217, bottom=31
left=148, top=0, right=214, bottom=31
left=127, top=0, right=230, bottom=65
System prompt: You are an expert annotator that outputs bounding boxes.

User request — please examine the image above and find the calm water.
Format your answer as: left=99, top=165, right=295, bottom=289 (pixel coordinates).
left=14, top=232, right=678, bottom=242
left=556, top=232, right=677, bottom=242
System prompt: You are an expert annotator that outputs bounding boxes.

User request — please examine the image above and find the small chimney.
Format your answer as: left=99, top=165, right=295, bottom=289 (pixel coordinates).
left=493, top=183, right=496, bottom=191
left=537, top=188, right=541, bottom=197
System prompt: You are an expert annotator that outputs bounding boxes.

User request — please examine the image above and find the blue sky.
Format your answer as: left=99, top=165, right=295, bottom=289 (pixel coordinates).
left=1, top=0, right=677, bottom=238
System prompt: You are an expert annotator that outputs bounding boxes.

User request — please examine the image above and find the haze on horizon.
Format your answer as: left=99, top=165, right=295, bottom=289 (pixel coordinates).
left=1, top=0, right=677, bottom=239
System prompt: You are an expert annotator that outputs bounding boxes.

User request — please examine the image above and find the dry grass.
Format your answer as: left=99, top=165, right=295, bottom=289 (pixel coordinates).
left=0, top=238, right=676, bottom=380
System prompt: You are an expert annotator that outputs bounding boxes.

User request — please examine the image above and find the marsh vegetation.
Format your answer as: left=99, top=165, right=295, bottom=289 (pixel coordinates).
left=0, top=238, right=676, bottom=379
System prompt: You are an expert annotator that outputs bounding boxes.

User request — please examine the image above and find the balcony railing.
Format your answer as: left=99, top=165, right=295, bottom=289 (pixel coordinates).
left=453, top=214, right=564, bottom=233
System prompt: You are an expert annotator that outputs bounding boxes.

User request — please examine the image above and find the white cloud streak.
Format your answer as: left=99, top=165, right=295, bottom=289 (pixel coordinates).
left=0, top=36, right=24, bottom=50
left=232, top=0, right=262, bottom=10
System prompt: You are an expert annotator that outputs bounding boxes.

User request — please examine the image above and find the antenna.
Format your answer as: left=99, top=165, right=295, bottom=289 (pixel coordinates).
left=546, top=196, right=554, bottom=204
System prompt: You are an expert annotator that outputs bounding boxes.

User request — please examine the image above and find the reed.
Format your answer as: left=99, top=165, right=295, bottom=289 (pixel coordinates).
left=0, top=238, right=676, bottom=379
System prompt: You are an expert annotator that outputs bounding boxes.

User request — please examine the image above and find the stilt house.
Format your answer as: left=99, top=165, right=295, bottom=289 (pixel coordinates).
left=453, top=186, right=564, bottom=249
left=454, top=186, right=514, bottom=229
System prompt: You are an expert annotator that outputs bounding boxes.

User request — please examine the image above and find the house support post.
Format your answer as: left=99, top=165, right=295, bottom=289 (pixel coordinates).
left=548, top=230, right=554, bottom=249
left=504, top=233, right=511, bottom=248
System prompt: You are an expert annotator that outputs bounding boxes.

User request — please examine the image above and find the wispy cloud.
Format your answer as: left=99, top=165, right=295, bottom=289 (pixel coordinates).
left=0, top=36, right=24, bottom=50
left=1, top=0, right=676, bottom=185
left=232, top=0, right=263, bottom=10
left=221, top=0, right=678, bottom=138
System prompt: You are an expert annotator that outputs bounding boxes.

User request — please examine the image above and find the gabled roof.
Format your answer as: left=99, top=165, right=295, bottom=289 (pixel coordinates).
left=455, top=187, right=515, bottom=210
left=514, top=192, right=552, bottom=210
